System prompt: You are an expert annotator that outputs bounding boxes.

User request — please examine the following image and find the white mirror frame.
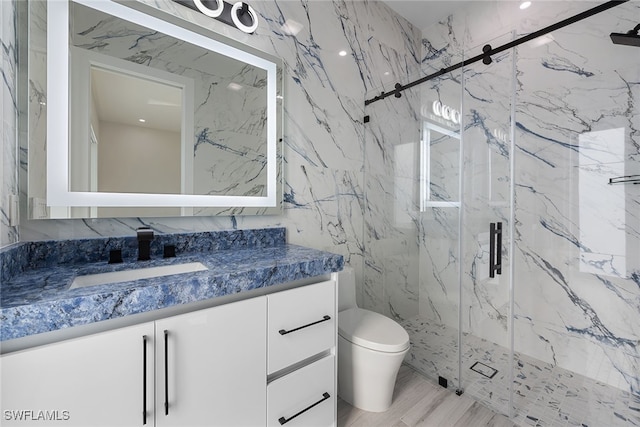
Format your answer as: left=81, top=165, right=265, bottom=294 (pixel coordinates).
left=47, top=0, right=277, bottom=208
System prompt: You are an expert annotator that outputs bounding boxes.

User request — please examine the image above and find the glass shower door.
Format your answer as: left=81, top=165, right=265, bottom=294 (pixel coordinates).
left=414, top=66, right=464, bottom=391
left=458, top=33, right=515, bottom=417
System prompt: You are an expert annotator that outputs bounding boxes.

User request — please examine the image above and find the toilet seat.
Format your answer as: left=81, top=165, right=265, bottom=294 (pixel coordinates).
left=338, top=308, right=410, bottom=353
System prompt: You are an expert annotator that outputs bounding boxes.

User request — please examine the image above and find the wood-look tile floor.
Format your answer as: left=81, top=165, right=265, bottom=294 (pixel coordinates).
left=337, top=365, right=517, bottom=427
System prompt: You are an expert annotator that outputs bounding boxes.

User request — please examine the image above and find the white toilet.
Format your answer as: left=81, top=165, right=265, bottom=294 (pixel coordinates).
left=337, top=267, right=410, bottom=412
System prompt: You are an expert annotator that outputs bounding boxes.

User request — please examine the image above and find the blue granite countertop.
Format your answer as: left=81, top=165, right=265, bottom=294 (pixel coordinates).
left=0, top=244, right=343, bottom=341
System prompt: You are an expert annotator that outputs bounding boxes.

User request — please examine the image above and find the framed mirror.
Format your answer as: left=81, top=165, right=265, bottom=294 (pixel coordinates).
left=29, top=0, right=282, bottom=219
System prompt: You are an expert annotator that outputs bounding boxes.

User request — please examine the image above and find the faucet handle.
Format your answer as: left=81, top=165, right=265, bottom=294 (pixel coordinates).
left=136, top=227, right=154, bottom=261
left=137, top=226, right=154, bottom=241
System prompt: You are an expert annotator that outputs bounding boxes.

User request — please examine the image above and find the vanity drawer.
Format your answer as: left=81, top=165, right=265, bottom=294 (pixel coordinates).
left=267, top=355, right=335, bottom=427
left=267, top=280, right=336, bottom=373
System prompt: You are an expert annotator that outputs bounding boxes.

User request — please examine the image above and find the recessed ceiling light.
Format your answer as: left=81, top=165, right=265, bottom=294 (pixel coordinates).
left=138, top=118, right=146, bottom=123
left=148, top=99, right=181, bottom=107
left=520, top=1, right=532, bottom=10
left=384, top=71, right=390, bottom=76
left=227, top=82, right=243, bottom=91
left=338, top=50, right=348, bottom=57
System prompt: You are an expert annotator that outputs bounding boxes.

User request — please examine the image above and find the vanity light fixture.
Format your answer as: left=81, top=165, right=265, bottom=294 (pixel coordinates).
left=193, top=0, right=223, bottom=18
left=231, top=2, right=258, bottom=34
left=520, top=1, right=532, bottom=10
left=173, top=0, right=259, bottom=34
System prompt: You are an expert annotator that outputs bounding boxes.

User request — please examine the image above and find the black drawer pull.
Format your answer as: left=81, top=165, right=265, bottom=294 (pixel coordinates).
left=279, top=315, right=331, bottom=335
left=164, top=329, right=169, bottom=416
left=278, top=392, right=331, bottom=425
left=142, top=335, right=147, bottom=425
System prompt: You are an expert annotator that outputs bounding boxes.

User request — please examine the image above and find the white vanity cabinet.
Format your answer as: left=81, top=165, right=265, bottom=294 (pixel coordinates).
left=1, top=298, right=266, bottom=427
left=0, top=277, right=337, bottom=427
left=155, top=297, right=266, bottom=427
left=0, top=322, right=156, bottom=427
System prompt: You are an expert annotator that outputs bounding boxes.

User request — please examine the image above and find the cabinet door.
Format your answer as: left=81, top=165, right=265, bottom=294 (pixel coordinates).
left=155, top=297, right=266, bottom=427
left=0, top=323, right=155, bottom=427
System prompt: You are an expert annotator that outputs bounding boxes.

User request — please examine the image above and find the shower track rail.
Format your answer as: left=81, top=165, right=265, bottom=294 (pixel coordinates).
left=364, top=0, right=629, bottom=106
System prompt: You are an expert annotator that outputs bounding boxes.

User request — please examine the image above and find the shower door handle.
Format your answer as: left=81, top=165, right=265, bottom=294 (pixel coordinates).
left=489, top=222, right=502, bottom=278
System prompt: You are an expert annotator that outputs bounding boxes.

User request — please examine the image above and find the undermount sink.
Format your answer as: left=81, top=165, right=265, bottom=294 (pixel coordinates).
left=69, top=262, right=209, bottom=289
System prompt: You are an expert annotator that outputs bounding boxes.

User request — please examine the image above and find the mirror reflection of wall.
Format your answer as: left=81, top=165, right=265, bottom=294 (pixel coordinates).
left=87, top=67, right=182, bottom=196
left=421, top=122, right=461, bottom=210
left=27, top=0, right=47, bottom=219
left=67, top=1, right=271, bottom=199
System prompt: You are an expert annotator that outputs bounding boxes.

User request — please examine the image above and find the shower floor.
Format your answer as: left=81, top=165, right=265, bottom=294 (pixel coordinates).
left=401, top=316, right=640, bottom=427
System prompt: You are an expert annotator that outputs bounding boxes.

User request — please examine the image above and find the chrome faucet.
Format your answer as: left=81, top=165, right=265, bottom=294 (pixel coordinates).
left=137, top=227, right=154, bottom=261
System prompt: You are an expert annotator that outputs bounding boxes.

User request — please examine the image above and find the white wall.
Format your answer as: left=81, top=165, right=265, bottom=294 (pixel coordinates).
left=97, top=121, right=181, bottom=194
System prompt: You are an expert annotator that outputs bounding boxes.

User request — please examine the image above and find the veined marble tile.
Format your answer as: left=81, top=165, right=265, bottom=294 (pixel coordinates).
left=1, top=0, right=19, bottom=247
left=24, top=0, right=47, bottom=212
left=362, top=80, right=422, bottom=319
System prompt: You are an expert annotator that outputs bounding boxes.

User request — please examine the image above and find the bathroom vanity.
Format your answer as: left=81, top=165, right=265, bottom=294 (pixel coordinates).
left=0, top=228, right=342, bottom=427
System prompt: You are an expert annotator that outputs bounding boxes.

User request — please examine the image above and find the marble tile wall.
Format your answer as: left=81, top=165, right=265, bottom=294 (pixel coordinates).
left=512, top=3, right=639, bottom=394
left=413, top=1, right=640, bottom=396
left=1, top=0, right=19, bottom=246
left=362, top=84, right=422, bottom=320
left=4, top=0, right=424, bottom=301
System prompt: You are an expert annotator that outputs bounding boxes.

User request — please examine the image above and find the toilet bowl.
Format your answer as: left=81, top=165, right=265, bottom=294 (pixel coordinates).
left=337, top=267, right=410, bottom=412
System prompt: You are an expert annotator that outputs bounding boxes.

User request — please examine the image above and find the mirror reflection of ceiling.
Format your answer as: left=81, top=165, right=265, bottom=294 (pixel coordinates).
left=91, top=67, right=182, bottom=132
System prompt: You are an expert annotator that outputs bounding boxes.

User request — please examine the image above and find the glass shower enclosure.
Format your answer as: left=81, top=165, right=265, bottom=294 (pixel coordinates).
left=363, top=2, right=639, bottom=424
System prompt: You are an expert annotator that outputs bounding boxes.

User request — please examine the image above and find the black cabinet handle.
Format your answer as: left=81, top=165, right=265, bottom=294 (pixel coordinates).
left=279, top=315, right=331, bottom=335
left=142, top=335, right=147, bottom=425
left=278, top=392, right=331, bottom=425
left=496, top=222, right=502, bottom=276
left=489, top=222, right=503, bottom=278
left=164, top=330, right=169, bottom=416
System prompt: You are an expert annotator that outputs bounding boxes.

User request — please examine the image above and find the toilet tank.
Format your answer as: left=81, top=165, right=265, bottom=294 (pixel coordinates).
left=337, top=266, right=357, bottom=312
